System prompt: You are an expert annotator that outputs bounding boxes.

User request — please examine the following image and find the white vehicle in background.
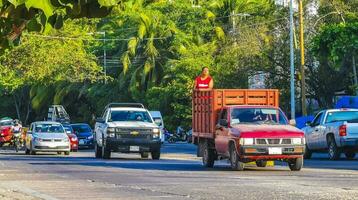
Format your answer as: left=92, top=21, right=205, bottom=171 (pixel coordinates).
left=25, top=121, right=71, bottom=155
left=150, top=111, right=165, bottom=143
left=302, top=108, right=358, bottom=160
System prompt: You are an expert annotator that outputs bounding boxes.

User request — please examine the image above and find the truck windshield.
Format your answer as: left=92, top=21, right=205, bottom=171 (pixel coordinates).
left=109, top=111, right=153, bottom=123
left=326, top=111, right=358, bottom=123
left=230, top=108, right=287, bottom=125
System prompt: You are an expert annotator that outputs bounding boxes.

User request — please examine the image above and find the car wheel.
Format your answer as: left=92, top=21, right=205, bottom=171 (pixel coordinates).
left=288, top=157, right=303, bottom=171
left=30, top=143, right=36, bottom=155
left=256, top=160, right=267, bottom=167
left=345, top=152, right=356, bottom=159
left=64, top=151, right=70, bottom=156
left=25, top=148, right=30, bottom=155
left=328, top=136, right=340, bottom=160
left=202, top=140, right=215, bottom=168
left=102, top=145, right=111, bottom=159
left=141, top=152, right=149, bottom=159
left=229, top=144, right=244, bottom=171
left=95, top=143, right=102, bottom=158
left=151, top=149, right=161, bottom=160
left=304, top=144, right=312, bottom=159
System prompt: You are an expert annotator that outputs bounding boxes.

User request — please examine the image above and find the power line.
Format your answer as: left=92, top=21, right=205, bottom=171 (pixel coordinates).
left=23, top=33, right=168, bottom=41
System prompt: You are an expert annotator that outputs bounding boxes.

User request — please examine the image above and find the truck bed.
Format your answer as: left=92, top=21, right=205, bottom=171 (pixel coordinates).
left=192, top=89, right=279, bottom=139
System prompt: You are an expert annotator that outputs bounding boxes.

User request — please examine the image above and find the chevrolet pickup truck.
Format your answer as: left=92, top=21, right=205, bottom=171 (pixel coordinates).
left=302, top=108, right=358, bottom=160
left=94, top=103, right=161, bottom=159
left=193, top=89, right=305, bottom=171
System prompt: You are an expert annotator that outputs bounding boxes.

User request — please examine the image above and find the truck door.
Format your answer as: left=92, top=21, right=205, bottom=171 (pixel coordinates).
left=306, top=112, right=324, bottom=150
left=215, top=108, right=229, bottom=155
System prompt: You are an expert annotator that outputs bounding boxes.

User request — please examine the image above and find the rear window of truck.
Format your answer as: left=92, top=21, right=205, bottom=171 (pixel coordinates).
left=326, top=111, right=358, bottom=123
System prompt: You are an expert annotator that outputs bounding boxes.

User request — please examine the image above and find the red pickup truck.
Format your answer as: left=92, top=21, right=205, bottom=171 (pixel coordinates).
left=192, top=89, right=305, bottom=171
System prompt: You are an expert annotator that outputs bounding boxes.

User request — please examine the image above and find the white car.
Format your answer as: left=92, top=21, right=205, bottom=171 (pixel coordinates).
left=150, top=111, right=165, bottom=143
left=25, top=121, right=71, bottom=155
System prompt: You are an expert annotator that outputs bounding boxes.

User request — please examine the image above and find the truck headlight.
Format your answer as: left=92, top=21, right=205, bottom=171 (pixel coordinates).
left=292, top=138, right=302, bottom=145
left=107, top=127, right=116, bottom=133
left=152, top=128, right=160, bottom=133
left=239, top=138, right=254, bottom=145
left=108, top=133, right=115, bottom=138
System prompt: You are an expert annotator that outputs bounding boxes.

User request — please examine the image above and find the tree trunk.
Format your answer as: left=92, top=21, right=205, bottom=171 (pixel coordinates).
left=13, top=94, right=21, bottom=120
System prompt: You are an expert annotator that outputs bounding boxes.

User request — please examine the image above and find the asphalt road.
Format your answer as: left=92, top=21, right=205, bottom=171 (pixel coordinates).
left=0, top=143, right=357, bottom=200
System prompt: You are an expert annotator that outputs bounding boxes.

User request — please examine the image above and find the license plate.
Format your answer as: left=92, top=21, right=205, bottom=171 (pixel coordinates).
left=130, top=146, right=140, bottom=152
left=79, top=140, right=85, bottom=145
left=268, top=147, right=282, bottom=155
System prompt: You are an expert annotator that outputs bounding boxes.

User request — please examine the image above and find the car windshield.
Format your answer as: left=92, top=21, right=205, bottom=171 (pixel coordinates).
left=0, top=120, right=14, bottom=126
left=63, top=126, right=73, bottom=133
left=109, top=111, right=153, bottom=123
left=230, top=108, right=288, bottom=125
left=72, top=125, right=91, bottom=133
left=325, top=111, right=358, bottom=123
left=34, top=124, right=64, bottom=133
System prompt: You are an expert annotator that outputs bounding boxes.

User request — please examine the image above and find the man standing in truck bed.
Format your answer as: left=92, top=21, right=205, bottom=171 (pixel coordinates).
left=194, top=67, right=214, bottom=91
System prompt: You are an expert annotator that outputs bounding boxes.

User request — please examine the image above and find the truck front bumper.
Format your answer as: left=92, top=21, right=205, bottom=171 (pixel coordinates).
left=239, top=145, right=304, bottom=162
left=105, top=138, right=161, bottom=153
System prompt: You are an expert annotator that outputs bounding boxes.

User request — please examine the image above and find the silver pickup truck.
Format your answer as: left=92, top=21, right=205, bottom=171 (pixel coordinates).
left=94, top=103, right=161, bottom=159
left=302, top=109, right=358, bottom=160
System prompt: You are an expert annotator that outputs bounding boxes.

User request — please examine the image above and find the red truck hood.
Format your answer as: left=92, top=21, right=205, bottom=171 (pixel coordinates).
left=231, top=124, right=304, bottom=138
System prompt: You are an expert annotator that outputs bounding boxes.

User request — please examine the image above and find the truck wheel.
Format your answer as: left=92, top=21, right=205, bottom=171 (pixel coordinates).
left=95, top=143, right=102, bottom=158
left=57, top=152, right=62, bottom=155
left=256, top=160, right=267, bottom=167
left=288, top=157, right=303, bottom=171
left=229, top=144, right=244, bottom=171
left=64, top=151, right=70, bottom=156
left=151, top=150, right=161, bottom=160
left=304, top=144, right=312, bottom=159
left=141, top=152, right=149, bottom=159
left=202, top=141, right=215, bottom=168
left=345, top=152, right=356, bottom=159
left=328, top=136, right=340, bottom=160
left=102, top=145, right=111, bottom=159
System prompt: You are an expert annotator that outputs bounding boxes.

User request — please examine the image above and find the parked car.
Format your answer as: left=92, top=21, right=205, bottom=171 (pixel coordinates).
left=25, top=121, right=71, bottom=155
left=71, top=123, right=94, bottom=149
left=0, top=118, right=14, bottom=147
left=302, top=108, right=358, bottom=160
left=150, top=111, right=165, bottom=143
left=62, top=123, right=78, bottom=152
left=193, top=89, right=305, bottom=171
left=95, top=103, right=161, bottom=159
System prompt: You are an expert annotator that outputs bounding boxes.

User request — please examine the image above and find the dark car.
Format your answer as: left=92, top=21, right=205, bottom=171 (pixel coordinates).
left=71, top=123, right=94, bottom=149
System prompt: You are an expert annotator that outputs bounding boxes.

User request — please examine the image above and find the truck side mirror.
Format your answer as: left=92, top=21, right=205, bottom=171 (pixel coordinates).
left=219, top=119, right=229, bottom=127
left=96, top=118, right=105, bottom=123
left=154, top=119, right=162, bottom=126
left=289, top=119, right=296, bottom=126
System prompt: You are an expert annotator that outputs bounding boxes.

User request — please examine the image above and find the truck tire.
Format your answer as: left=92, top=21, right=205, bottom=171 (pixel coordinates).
left=229, top=144, right=244, bottom=171
left=151, top=150, right=161, bottom=160
left=95, top=143, right=102, bottom=158
left=288, top=157, right=303, bottom=171
left=64, top=151, right=70, bottom=156
left=202, top=141, right=215, bottom=168
left=304, top=144, right=312, bottom=159
left=102, top=145, right=111, bottom=159
left=141, top=152, right=149, bottom=159
left=345, top=152, right=356, bottom=159
left=256, top=160, right=267, bottom=167
left=327, top=136, right=340, bottom=160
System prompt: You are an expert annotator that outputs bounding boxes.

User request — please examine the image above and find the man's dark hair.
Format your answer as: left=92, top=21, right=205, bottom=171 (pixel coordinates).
left=201, top=67, right=209, bottom=72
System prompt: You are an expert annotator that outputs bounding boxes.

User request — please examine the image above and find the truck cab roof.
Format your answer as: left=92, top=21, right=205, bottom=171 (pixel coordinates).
left=224, top=105, right=278, bottom=109
left=109, top=107, right=148, bottom=112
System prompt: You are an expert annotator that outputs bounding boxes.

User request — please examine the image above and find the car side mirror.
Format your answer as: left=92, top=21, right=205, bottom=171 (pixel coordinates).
left=96, top=118, right=105, bottom=123
left=289, top=119, right=296, bottom=126
left=305, top=121, right=312, bottom=126
left=219, top=119, right=229, bottom=127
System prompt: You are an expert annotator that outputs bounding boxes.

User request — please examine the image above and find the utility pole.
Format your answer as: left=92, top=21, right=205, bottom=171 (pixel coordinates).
left=289, top=0, right=295, bottom=119
left=299, top=0, right=306, bottom=116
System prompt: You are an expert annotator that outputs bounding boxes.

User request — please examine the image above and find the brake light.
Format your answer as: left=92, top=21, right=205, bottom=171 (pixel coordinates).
left=339, top=125, right=347, bottom=137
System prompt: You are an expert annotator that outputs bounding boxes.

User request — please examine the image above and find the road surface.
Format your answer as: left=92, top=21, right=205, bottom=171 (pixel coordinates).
left=0, top=143, right=357, bottom=200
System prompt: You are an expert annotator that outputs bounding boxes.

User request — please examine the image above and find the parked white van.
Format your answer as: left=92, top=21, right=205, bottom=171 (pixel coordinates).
left=150, top=111, right=165, bottom=143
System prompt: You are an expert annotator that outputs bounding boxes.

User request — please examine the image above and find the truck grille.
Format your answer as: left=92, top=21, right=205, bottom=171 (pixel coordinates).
left=113, top=128, right=153, bottom=139
left=255, top=138, right=293, bottom=145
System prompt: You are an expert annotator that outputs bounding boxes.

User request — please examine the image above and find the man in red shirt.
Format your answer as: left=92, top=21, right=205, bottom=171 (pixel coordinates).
left=194, top=67, right=214, bottom=91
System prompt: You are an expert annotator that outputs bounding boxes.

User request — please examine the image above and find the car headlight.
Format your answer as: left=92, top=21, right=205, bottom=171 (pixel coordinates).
left=63, top=138, right=69, bottom=142
left=34, top=137, right=43, bottom=142
left=153, top=133, right=160, bottom=138
left=239, top=138, right=254, bottom=145
left=152, top=128, right=160, bottom=133
left=108, top=133, right=115, bottom=138
left=87, top=135, right=94, bottom=140
left=107, top=127, right=116, bottom=133
left=292, top=138, right=302, bottom=145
